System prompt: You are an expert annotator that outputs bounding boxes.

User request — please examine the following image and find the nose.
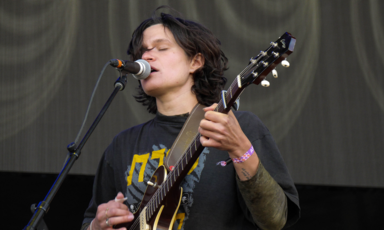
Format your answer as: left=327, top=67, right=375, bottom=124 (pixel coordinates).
left=142, top=50, right=155, bottom=61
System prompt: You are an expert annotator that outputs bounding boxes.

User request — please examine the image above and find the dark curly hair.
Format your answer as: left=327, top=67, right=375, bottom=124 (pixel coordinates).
left=127, top=6, right=228, bottom=114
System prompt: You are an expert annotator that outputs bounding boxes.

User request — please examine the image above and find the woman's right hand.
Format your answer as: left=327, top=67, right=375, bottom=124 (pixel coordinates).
left=90, top=192, right=134, bottom=230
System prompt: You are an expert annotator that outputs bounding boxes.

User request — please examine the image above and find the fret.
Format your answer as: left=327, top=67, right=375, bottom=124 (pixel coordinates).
left=189, top=146, right=193, bottom=159
left=230, top=81, right=237, bottom=99
left=149, top=203, right=152, bottom=217
left=169, top=176, right=173, bottom=188
left=221, top=81, right=240, bottom=111
left=237, top=74, right=242, bottom=88
left=185, top=153, right=188, bottom=165
left=229, top=84, right=234, bottom=101
left=135, top=32, right=295, bottom=230
left=167, top=179, right=170, bottom=192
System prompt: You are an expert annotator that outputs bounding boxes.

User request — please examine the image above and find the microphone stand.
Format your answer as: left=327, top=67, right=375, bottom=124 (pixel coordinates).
left=24, top=75, right=128, bottom=230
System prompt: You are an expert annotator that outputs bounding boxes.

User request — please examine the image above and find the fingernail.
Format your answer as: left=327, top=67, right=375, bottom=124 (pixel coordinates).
left=115, top=197, right=128, bottom=202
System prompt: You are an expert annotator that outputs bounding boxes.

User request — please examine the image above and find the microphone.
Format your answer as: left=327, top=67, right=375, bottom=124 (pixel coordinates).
left=110, top=59, right=151, bottom=80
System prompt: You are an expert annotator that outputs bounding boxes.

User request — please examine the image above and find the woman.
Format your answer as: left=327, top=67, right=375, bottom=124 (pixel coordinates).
left=82, top=6, right=300, bottom=230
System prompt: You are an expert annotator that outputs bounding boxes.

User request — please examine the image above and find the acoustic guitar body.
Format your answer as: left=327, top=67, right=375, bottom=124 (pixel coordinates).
left=116, top=165, right=183, bottom=230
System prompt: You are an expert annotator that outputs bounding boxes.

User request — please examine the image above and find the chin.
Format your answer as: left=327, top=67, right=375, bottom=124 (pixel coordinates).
left=142, top=86, right=160, bottom=97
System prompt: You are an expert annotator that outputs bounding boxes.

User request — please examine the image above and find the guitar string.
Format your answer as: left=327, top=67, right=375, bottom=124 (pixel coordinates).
left=141, top=62, right=255, bottom=227
left=144, top=81, right=240, bottom=218
left=130, top=34, right=292, bottom=229
left=136, top=69, right=248, bottom=228
left=129, top=215, right=139, bottom=230
left=238, top=44, right=274, bottom=77
left=137, top=41, right=285, bottom=226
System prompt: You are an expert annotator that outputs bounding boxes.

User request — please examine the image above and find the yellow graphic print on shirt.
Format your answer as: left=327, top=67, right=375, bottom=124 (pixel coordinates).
left=126, top=148, right=199, bottom=186
left=124, top=145, right=209, bottom=230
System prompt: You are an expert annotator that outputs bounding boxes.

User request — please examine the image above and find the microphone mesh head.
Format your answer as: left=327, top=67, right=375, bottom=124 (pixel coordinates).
left=132, top=59, right=150, bottom=80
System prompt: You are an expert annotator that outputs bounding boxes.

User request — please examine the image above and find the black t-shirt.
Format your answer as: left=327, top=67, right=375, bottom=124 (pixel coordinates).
left=83, top=111, right=300, bottom=229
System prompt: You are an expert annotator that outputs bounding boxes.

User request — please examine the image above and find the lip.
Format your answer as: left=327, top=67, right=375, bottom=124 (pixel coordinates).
left=150, top=66, right=159, bottom=75
left=151, top=66, right=159, bottom=72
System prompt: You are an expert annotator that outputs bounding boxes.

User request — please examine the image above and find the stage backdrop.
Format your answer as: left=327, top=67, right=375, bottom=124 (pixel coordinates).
left=1, top=0, right=383, bottom=188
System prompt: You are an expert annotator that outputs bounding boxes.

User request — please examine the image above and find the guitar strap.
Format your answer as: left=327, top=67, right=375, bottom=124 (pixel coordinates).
left=164, top=103, right=205, bottom=171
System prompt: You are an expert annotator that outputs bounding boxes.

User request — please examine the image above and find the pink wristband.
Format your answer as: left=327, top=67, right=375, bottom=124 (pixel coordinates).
left=216, top=145, right=255, bottom=167
left=232, top=145, right=254, bottom=163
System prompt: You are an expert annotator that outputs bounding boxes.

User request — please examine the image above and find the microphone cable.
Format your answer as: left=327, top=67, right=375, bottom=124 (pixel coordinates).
left=63, top=61, right=113, bottom=166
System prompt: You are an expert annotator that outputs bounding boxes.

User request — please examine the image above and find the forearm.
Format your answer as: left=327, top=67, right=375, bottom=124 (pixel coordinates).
left=232, top=144, right=259, bottom=181
left=236, top=161, right=287, bottom=230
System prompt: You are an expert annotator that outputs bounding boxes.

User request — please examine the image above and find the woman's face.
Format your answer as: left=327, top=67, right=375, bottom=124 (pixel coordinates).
left=139, top=24, right=196, bottom=99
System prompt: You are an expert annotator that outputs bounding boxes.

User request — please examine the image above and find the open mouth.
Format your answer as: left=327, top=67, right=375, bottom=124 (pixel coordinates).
left=150, top=67, right=158, bottom=73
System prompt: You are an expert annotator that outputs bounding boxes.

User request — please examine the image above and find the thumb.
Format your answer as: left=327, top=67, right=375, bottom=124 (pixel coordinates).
left=115, top=192, right=124, bottom=199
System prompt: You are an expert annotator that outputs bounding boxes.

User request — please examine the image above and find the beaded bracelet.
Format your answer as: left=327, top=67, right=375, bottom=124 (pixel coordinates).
left=232, top=145, right=254, bottom=163
left=217, top=145, right=254, bottom=166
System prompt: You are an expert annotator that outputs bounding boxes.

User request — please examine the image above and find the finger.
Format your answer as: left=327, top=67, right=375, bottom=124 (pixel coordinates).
left=204, top=111, right=229, bottom=125
left=200, top=135, right=209, bottom=146
left=200, top=117, right=229, bottom=138
left=107, top=199, right=129, bottom=210
left=115, top=192, right=124, bottom=199
left=96, top=204, right=108, bottom=220
left=200, top=119, right=219, bottom=132
left=200, top=134, right=221, bottom=148
left=107, top=207, right=132, bottom=218
left=115, top=192, right=127, bottom=203
left=203, top=103, right=217, bottom=112
left=107, top=214, right=134, bottom=227
left=227, top=110, right=240, bottom=124
left=199, top=126, right=224, bottom=142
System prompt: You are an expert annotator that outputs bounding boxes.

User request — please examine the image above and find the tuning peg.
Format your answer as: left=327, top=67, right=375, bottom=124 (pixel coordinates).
left=261, top=79, right=270, bottom=87
left=261, top=61, right=269, bottom=67
left=272, top=51, right=279, bottom=58
left=272, top=69, right=278, bottom=78
left=281, top=59, right=290, bottom=68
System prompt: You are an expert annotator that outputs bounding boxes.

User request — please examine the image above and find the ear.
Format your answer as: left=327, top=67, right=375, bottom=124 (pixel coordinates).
left=189, top=53, right=205, bottom=74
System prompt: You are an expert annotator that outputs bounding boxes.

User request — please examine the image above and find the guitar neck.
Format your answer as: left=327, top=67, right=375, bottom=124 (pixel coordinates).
left=144, top=31, right=296, bottom=223
left=144, top=77, right=244, bottom=222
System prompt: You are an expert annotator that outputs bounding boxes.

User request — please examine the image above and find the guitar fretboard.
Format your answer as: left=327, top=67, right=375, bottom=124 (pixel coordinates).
left=144, top=74, right=246, bottom=222
left=138, top=31, right=295, bottom=226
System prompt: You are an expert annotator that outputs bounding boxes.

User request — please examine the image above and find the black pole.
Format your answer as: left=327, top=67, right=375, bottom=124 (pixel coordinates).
left=24, top=75, right=128, bottom=230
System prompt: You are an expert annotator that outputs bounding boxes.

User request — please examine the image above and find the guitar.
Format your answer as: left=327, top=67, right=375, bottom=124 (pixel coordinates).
left=116, top=32, right=296, bottom=230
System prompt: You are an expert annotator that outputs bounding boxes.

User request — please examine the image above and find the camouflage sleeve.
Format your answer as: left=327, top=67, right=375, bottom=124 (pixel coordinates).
left=236, top=161, right=288, bottom=230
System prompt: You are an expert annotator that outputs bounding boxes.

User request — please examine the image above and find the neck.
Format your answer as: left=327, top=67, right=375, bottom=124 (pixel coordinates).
left=156, top=91, right=198, bottom=116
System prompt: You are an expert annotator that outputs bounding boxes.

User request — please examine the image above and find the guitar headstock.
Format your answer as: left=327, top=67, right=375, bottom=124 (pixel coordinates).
left=239, top=32, right=296, bottom=87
